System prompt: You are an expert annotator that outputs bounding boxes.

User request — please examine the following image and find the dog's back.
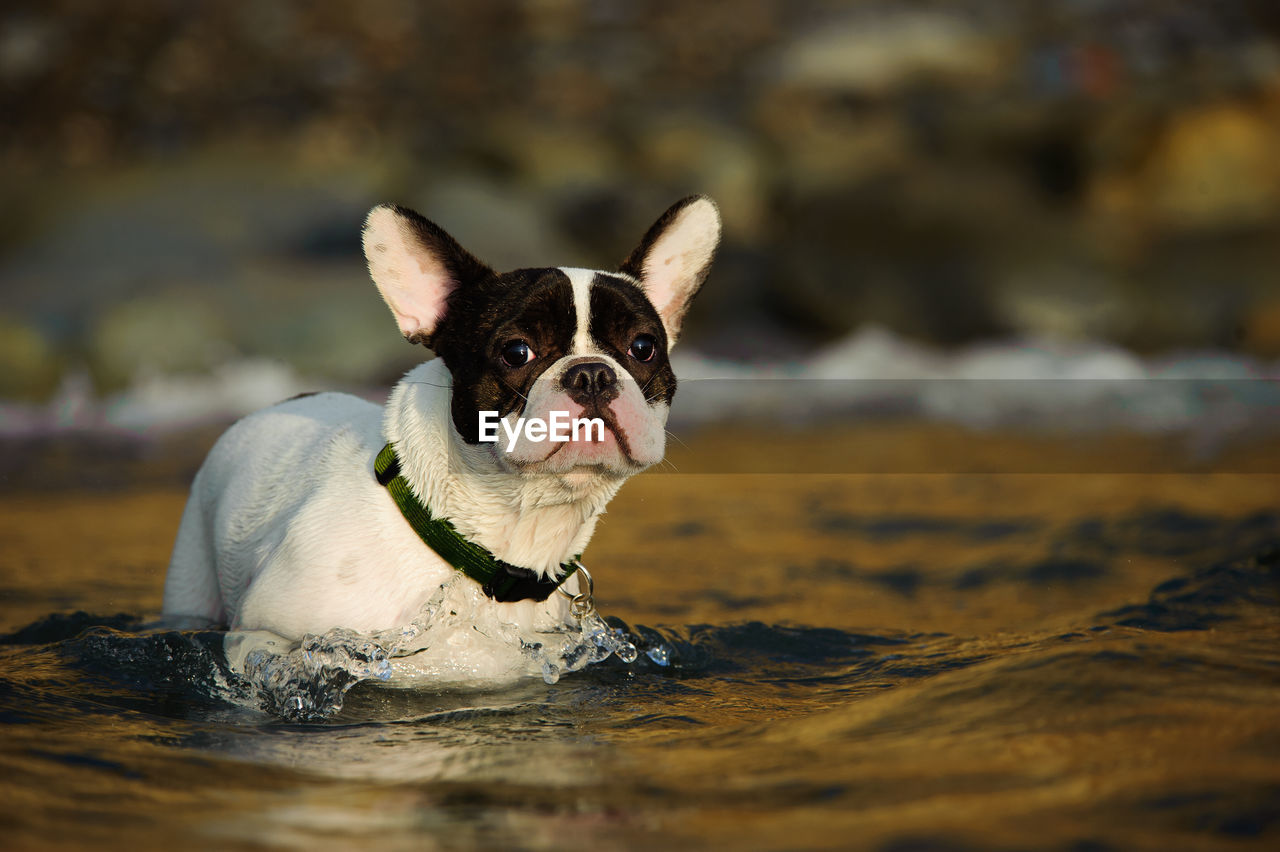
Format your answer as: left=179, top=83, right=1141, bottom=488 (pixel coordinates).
left=163, top=392, right=385, bottom=627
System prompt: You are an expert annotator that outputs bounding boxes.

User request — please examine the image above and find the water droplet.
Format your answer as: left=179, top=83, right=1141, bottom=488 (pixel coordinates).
left=645, top=645, right=671, bottom=666
left=616, top=642, right=638, bottom=664
left=541, top=662, right=561, bottom=684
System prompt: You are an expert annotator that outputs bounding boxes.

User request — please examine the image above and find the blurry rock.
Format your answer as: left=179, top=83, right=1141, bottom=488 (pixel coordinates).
left=551, top=187, right=634, bottom=264
left=6, top=0, right=1280, bottom=364
left=482, top=119, right=622, bottom=192
left=772, top=192, right=1008, bottom=344
left=773, top=12, right=1005, bottom=95
left=230, top=260, right=418, bottom=385
left=1084, top=170, right=1151, bottom=262
left=1, top=180, right=234, bottom=331
left=0, top=315, right=62, bottom=400
left=1139, top=102, right=1280, bottom=228
left=755, top=95, right=912, bottom=193
left=85, top=260, right=420, bottom=392
left=995, top=264, right=1130, bottom=343
left=0, top=153, right=380, bottom=344
left=0, top=15, right=61, bottom=84
left=636, top=117, right=767, bottom=241
left=1125, top=229, right=1276, bottom=351
left=1241, top=298, right=1280, bottom=358
left=679, top=245, right=783, bottom=355
left=88, top=288, right=233, bottom=391
left=411, top=176, right=577, bottom=271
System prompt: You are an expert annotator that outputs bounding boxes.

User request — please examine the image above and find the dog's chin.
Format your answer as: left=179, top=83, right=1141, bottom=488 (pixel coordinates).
left=503, top=443, right=647, bottom=479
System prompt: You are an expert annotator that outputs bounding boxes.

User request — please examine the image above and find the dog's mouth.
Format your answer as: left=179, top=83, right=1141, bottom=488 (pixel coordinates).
left=520, top=430, right=640, bottom=475
left=480, top=368, right=668, bottom=477
left=540, top=407, right=638, bottom=467
left=492, top=403, right=648, bottom=476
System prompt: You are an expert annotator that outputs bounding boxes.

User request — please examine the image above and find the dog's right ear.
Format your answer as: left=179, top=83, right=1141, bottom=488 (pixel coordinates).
left=362, top=205, right=493, bottom=346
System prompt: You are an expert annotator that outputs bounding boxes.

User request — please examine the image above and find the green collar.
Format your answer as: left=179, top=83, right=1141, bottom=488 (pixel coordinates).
left=373, top=443, right=580, bottom=603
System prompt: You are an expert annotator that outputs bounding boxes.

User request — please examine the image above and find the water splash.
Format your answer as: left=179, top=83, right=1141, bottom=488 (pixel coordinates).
left=225, top=576, right=642, bottom=721
left=228, top=629, right=392, bottom=720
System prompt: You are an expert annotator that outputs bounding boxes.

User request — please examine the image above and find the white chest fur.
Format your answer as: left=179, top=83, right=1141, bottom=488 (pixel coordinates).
left=162, top=360, right=598, bottom=640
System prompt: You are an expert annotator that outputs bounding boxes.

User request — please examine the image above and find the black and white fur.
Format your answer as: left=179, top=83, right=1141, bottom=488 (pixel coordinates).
left=162, top=196, right=720, bottom=656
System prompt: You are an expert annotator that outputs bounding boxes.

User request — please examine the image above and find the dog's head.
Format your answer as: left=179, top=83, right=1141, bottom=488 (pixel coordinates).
left=362, top=196, right=720, bottom=478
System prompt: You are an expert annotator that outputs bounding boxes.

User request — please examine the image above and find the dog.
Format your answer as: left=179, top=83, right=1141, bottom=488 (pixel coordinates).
left=162, top=196, right=720, bottom=666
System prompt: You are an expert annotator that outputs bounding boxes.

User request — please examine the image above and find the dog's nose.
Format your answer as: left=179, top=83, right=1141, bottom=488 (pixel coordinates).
left=561, top=361, right=618, bottom=404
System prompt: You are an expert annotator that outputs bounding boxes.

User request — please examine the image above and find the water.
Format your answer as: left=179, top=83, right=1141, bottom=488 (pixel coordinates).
left=1, top=433, right=1278, bottom=849
left=2, top=558, right=1278, bottom=849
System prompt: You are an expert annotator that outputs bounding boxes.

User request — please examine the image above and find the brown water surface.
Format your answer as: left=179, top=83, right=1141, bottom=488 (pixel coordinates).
left=1, top=424, right=1277, bottom=850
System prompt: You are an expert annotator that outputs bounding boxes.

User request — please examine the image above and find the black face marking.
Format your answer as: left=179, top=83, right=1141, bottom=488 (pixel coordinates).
left=588, top=274, right=677, bottom=406
left=431, top=268, right=576, bottom=442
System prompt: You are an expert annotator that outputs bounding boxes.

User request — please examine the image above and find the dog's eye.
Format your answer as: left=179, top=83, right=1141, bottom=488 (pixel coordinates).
left=628, top=334, right=657, bottom=363
left=500, top=340, right=535, bottom=367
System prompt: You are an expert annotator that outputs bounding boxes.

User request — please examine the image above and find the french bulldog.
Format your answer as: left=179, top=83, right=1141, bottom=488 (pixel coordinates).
left=162, top=195, right=720, bottom=661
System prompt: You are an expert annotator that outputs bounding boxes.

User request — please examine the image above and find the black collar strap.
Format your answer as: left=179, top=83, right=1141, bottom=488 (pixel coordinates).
left=373, top=443, right=580, bottom=603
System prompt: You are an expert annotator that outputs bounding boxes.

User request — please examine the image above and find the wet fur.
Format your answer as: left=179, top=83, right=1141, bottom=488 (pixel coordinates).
left=162, top=196, right=720, bottom=649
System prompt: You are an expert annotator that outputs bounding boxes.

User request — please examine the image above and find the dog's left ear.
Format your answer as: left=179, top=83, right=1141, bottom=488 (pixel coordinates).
left=620, top=196, right=721, bottom=346
left=362, top=204, right=493, bottom=347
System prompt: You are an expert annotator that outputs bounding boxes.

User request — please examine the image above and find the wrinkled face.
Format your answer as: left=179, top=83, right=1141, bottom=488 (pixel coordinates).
left=363, top=194, right=720, bottom=480
left=432, top=267, right=676, bottom=475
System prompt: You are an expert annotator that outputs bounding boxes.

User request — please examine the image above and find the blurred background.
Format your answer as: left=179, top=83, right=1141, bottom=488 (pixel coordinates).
left=5, top=6, right=1280, bottom=847
left=1, top=0, right=1279, bottom=431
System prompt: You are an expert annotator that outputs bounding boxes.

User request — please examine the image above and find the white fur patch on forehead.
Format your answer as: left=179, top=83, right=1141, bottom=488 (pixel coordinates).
left=559, top=267, right=597, bottom=355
